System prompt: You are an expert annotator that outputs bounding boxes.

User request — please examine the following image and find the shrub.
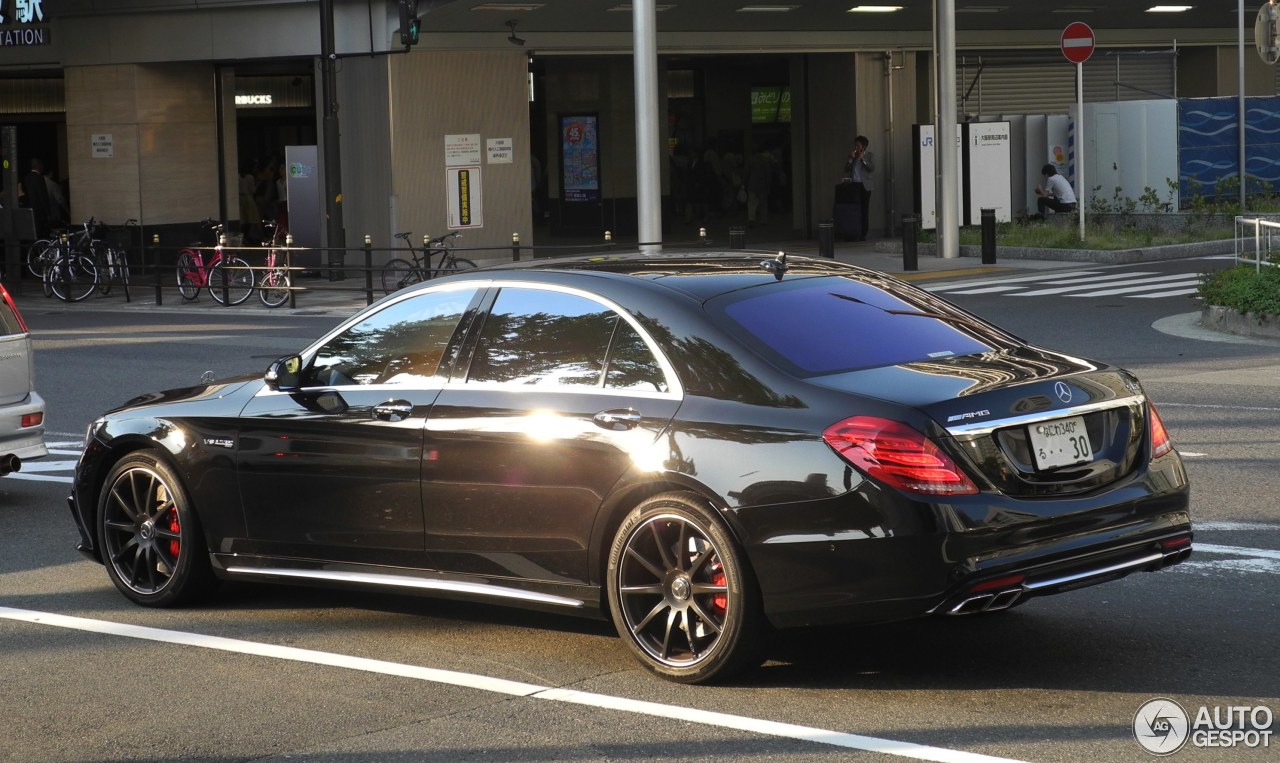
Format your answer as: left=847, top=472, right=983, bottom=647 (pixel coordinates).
left=1197, top=266, right=1280, bottom=317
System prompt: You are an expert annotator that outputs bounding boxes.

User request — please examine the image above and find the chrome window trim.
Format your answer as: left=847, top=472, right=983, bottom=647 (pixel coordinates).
left=945, top=393, right=1145, bottom=437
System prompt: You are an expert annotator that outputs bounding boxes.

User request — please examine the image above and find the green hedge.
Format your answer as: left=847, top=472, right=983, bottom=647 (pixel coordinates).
left=1197, top=266, right=1280, bottom=318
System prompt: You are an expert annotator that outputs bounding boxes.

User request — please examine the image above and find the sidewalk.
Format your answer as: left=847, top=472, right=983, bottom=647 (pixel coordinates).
left=5, top=238, right=1100, bottom=319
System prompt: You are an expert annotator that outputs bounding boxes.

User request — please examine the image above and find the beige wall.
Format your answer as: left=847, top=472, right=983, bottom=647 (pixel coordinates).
left=389, top=51, right=531, bottom=251
left=64, top=63, right=220, bottom=226
left=805, top=54, right=858, bottom=233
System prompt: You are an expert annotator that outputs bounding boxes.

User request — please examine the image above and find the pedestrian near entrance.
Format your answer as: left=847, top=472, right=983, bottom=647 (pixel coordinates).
left=20, top=158, right=52, bottom=239
left=744, top=146, right=774, bottom=227
left=843, top=135, right=874, bottom=240
left=1034, top=163, right=1077, bottom=218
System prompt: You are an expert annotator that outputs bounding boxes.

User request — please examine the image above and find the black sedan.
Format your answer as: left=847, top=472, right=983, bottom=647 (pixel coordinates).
left=68, top=253, right=1191, bottom=683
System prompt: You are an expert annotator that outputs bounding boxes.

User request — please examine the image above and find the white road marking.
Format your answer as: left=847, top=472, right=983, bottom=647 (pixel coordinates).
left=5, top=473, right=73, bottom=484
left=1194, top=521, right=1279, bottom=532
left=1179, top=452, right=1207, bottom=457
left=924, top=270, right=1102, bottom=292
left=1015, top=273, right=1189, bottom=296
left=1065, top=279, right=1202, bottom=298
left=1194, top=544, right=1280, bottom=561
left=0, top=607, right=1029, bottom=763
left=1131, top=288, right=1199, bottom=299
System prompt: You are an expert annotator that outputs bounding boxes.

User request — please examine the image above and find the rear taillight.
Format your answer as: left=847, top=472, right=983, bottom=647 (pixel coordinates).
left=21, top=413, right=42, bottom=428
left=0, top=284, right=27, bottom=333
left=1148, top=402, right=1173, bottom=459
left=823, top=416, right=978, bottom=496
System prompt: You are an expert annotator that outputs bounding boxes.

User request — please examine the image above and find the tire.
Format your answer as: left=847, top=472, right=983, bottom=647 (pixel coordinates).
left=94, top=248, right=113, bottom=297
left=26, top=239, right=54, bottom=278
left=46, top=253, right=99, bottom=303
left=98, top=451, right=217, bottom=607
left=443, top=256, right=478, bottom=272
left=176, top=251, right=200, bottom=301
left=381, top=258, right=421, bottom=294
left=259, top=269, right=290, bottom=308
left=606, top=492, right=766, bottom=684
left=208, top=257, right=254, bottom=306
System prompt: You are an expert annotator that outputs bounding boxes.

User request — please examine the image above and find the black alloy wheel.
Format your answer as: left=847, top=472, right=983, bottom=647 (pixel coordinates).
left=98, top=452, right=217, bottom=607
left=607, top=492, right=765, bottom=684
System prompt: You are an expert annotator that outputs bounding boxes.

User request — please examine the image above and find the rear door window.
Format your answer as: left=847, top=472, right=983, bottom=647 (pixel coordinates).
left=464, top=286, right=671, bottom=392
left=711, top=276, right=1001, bottom=376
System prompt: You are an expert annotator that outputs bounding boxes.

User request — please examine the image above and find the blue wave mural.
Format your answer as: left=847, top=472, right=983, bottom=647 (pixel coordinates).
left=1179, top=96, right=1280, bottom=201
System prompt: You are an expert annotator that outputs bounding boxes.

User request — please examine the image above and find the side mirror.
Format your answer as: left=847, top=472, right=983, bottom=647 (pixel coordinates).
left=265, top=354, right=303, bottom=392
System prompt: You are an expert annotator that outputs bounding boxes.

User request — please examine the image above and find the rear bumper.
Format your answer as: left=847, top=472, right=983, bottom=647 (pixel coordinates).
left=0, top=390, right=48, bottom=466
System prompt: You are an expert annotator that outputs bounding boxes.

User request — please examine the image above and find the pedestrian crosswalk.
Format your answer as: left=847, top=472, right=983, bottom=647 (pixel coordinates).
left=923, top=269, right=1203, bottom=300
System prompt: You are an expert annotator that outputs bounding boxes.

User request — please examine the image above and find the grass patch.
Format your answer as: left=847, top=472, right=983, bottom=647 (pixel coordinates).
left=1197, top=265, right=1280, bottom=318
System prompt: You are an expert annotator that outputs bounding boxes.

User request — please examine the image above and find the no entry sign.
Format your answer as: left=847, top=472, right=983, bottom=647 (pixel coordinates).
left=1060, top=22, right=1095, bottom=64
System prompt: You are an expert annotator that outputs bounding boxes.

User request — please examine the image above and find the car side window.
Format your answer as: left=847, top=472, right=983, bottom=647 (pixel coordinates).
left=467, top=288, right=622, bottom=388
left=309, top=288, right=477, bottom=387
left=604, top=319, right=669, bottom=393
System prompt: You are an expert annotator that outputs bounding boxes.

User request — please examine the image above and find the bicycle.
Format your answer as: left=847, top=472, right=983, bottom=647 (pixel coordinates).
left=175, top=220, right=254, bottom=306
left=381, top=231, right=477, bottom=294
left=87, top=219, right=135, bottom=298
left=42, top=233, right=99, bottom=303
left=257, top=219, right=291, bottom=308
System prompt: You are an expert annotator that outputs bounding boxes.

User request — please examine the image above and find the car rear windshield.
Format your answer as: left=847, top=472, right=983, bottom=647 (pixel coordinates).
left=710, top=276, right=1002, bottom=377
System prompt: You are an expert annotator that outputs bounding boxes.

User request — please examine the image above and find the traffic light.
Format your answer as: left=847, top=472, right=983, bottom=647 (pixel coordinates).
left=399, top=0, right=420, bottom=46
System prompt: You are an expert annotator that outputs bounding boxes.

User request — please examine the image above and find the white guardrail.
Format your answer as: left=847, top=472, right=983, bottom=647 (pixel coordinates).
left=1234, top=215, right=1280, bottom=271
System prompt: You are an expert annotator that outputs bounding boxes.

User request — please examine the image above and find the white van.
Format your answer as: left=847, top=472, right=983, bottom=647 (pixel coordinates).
left=0, top=283, right=47, bottom=476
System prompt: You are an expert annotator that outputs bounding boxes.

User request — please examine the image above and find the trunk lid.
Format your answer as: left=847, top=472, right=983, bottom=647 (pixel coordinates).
left=811, top=347, right=1150, bottom=497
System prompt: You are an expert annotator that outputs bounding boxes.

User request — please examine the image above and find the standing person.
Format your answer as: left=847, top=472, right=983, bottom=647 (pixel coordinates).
left=20, top=158, right=53, bottom=239
left=1034, top=163, right=1077, bottom=218
left=843, top=135, right=875, bottom=241
left=238, top=162, right=260, bottom=244
left=744, top=145, right=774, bottom=227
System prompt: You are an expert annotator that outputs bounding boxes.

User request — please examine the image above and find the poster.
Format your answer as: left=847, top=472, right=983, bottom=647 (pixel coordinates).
left=560, top=115, right=600, bottom=203
left=446, top=166, right=483, bottom=229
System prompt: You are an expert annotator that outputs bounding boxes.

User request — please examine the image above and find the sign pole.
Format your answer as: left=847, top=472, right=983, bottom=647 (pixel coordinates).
left=1060, top=21, right=1094, bottom=243
left=1077, top=61, right=1085, bottom=243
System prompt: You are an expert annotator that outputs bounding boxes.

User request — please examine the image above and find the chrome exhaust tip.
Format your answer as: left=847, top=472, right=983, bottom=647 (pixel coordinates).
left=0, top=454, right=20, bottom=476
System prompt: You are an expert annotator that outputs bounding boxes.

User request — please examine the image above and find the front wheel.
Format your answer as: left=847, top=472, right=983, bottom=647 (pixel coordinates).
left=98, top=451, right=218, bottom=607
left=381, top=258, right=421, bottom=294
left=442, top=256, right=477, bottom=272
left=208, top=257, right=254, bottom=306
left=46, top=254, right=99, bottom=303
left=606, top=492, right=766, bottom=684
left=175, top=250, right=200, bottom=301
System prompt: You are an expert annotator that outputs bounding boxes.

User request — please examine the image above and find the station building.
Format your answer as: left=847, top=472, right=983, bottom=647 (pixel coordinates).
left=0, top=1, right=1268, bottom=255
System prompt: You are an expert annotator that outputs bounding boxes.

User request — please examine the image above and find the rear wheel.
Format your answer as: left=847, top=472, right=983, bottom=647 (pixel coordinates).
left=381, top=258, right=420, bottom=294
left=208, top=257, right=254, bottom=306
left=98, top=452, right=217, bottom=607
left=259, top=268, right=290, bottom=308
left=607, top=492, right=766, bottom=684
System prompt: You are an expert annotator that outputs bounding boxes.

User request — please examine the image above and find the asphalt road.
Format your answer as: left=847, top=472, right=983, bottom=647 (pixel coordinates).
left=2, top=255, right=1276, bottom=763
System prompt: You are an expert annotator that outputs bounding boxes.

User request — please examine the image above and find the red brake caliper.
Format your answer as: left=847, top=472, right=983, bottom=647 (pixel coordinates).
left=168, top=508, right=181, bottom=559
left=709, top=559, right=727, bottom=614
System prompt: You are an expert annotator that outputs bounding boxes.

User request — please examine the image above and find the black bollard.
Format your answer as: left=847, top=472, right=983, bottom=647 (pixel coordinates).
left=981, top=207, right=996, bottom=265
left=729, top=226, right=745, bottom=250
left=512, top=232, right=521, bottom=261
left=363, top=235, right=374, bottom=306
left=818, top=220, right=834, bottom=259
left=901, top=214, right=918, bottom=272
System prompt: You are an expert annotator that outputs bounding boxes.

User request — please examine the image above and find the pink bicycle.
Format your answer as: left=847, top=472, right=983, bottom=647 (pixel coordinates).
left=175, top=220, right=254, bottom=306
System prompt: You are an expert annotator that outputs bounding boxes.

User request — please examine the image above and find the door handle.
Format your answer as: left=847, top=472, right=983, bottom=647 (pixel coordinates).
left=593, top=408, right=642, bottom=431
left=373, top=400, right=414, bottom=422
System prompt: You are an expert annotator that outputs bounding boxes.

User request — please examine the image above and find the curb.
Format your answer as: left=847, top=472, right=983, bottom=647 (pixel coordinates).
left=1200, top=305, right=1280, bottom=341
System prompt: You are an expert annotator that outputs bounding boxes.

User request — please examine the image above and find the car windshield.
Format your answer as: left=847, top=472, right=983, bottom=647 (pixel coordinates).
left=711, top=276, right=1004, bottom=377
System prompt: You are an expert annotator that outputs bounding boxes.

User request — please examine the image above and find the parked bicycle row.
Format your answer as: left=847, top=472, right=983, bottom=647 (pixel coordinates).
left=24, top=218, right=135, bottom=303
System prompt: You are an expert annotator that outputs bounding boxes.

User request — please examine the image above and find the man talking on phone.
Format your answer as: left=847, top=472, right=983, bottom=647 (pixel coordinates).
left=843, top=135, right=875, bottom=241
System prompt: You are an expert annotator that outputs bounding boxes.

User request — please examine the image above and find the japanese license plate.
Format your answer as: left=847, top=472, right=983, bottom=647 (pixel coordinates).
left=1028, top=415, right=1093, bottom=471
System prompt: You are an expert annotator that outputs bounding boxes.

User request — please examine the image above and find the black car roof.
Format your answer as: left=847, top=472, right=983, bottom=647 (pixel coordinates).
left=490, top=251, right=873, bottom=302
